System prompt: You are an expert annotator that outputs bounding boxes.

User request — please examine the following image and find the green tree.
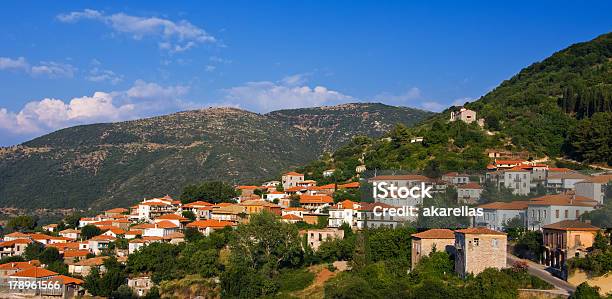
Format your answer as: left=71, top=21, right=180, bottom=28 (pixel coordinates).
left=39, top=247, right=61, bottom=264
left=81, top=225, right=102, bottom=240
left=6, top=215, right=37, bottom=232
left=24, top=242, right=45, bottom=260
left=182, top=210, right=196, bottom=221
left=180, top=181, right=238, bottom=204
left=570, top=282, right=602, bottom=299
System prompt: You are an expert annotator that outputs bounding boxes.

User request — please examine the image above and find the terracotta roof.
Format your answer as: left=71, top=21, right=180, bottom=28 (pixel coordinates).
left=299, top=194, right=333, bottom=204
left=412, top=229, right=455, bottom=239
left=369, top=175, right=429, bottom=181
left=282, top=214, right=303, bottom=221
left=455, top=227, right=506, bottom=235
left=89, top=235, right=116, bottom=241
left=339, top=182, right=360, bottom=189
left=542, top=220, right=600, bottom=231
left=11, top=267, right=58, bottom=278
left=154, top=221, right=179, bottom=229
left=5, top=232, right=30, bottom=237
left=240, top=200, right=279, bottom=207
left=0, top=239, right=32, bottom=247
left=63, top=250, right=90, bottom=258
left=0, top=260, right=40, bottom=270
left=141, top=201, right=170, bottom=206
left=182, top=201, right=214, bottom=208
left=50, top=275, right=84, bottom=285
left=125, top=230, right=142, bottom=236
left=528, top=194, right=597, bottom=207
left=331, top=200, right=357, bottom=210
left=132, top=223, right=156, bottom=229
left=104, top=227, right=126, bottom=235
left=478, top=201, right=529, bottom=210
left=106, top=208, right=128, bottom=213
left=356, top=202, right=395, bottom=211
left=186, top=219, right=235, bottom=229
left=318, top=183, right=336, bottom=189
left=459, top=182, right=482, bottom=189
left=507, top=166, right=530, bottom=172
left=49, top=242, right=80, bottom=251
left=579, top=174, right=612, bottom=184
left=283, top=171, right=303, bottom=176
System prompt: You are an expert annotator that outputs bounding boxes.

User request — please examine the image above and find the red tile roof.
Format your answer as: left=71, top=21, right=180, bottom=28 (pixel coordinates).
left=459, top=182, right=482, bottom=189
left=455, top=227, right=506, bottom=235
left=11, top=267, right=58, bottom=278
left=542, top=220, right=600, bottom=231
left=182, top=200, right=214, bottom=208
left=339, top=182, right=360, bottom=189
left=283, top=172, right=303, bottom=176
left=299, top=194, right=334, bottom=204
left=282, top=214, right=303, bottom=221
left=63, top=250, right=90, bottom=258
left=412, top=229, right=455, bottom=239
left=478, top=201, right=530, bottom=210
left=186, top=219, right=235, bottom=229
left=50, top=275, right=84, bottom=285
left=106, top=208, right=128, bottom=213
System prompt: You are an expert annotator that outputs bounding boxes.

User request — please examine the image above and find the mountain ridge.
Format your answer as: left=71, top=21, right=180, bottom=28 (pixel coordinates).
left=0, top=102, right=433, bottom=209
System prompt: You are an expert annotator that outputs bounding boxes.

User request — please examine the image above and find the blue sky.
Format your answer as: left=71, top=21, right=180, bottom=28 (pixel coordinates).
left=1, top=1, right=611, bottom=145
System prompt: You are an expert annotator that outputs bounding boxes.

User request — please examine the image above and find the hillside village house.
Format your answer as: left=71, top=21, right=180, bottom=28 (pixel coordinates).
left=575, top=175, right=612, bottom=204
left=454, top=228, right=507, bottom=278
left=210, top=204, right=247, bottom=223
left=240, top=200, right=282, bottom=216
left=441, top=172, right=470, bottom=185
left=88, top=235, right=116, bottom=255
left=299, top=194, right=333, bottom=212
left=59, top=229, right=80, bottom=240
left=546, top=172, right=590, bottom=192
left=128, top=276, right=153, bottom=297
left=264, top=191, right=287, bottom=202
left=449, top=107, right=484, bottom=126
left=328, top=200, right=358, bottom=228
left=323, top=169, right=335, bottom=177
left=281, top=207, right=306, bottom=218
left=302, top=228, right=344, bottom=251
left=527, top=194, right=597, bottom=230
left=68, top=256, right=107, bottom=277
left=181, top=201, right=214, bottom=220
left=486, top=167, right=531, bottom=195
left=475, top=201, right=529, bottom=231
left=132, top=195, right=180, bottom=221
left=282, top=172, right=305, bottom=189
left=153, top=214, right=190, bottom=228
left=457, top=182, right=483, bottom=204
left=411, top=229, right=456, bottom=268
left=542, top=220, right=601, bottom=275
left=0, top=239, right=31, bottom=258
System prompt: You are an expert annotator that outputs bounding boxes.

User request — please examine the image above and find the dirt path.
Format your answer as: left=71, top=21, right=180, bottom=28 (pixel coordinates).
left=291, top=263, right=346, bottom=298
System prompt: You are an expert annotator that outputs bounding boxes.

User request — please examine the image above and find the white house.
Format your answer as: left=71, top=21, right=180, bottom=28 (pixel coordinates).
left=328, top=200, right=357, bottom=228
left=575, top=175, right=612, bottom=204
left=474, top=201, right=529, bottom=231
left=526, top=194, right=597, bottom=230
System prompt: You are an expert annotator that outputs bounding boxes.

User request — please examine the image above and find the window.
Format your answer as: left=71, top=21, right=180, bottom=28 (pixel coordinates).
left=555, top=210, right=559, bottom=218
left=474, top=238, right=479, bottom=246
left=564, top=210, right=569, bottom=218
left=576, top=210, right=580, bottom=218
left=492, top=239, right=499, bottom=248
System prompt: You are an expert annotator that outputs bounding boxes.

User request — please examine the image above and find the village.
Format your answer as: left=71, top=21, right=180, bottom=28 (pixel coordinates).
left=0, top=108, right=610, bottom=298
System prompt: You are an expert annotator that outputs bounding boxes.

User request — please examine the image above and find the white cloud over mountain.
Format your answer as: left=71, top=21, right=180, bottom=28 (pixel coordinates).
left=57, top=9, right=216, bottom=53
left=0, top=81, right=190, bottom=142
left=223, top=75, right=353, bottom=112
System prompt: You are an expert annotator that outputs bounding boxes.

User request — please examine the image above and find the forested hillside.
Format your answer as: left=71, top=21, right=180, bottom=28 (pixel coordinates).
left=0, top=103, right=431, bottom=209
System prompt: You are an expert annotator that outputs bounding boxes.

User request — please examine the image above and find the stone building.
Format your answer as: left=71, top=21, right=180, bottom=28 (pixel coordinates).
left=454, top=228, right=507, bottom=278
left=411, top=229, right=455, bottom=268
left=542, top=220, right=600, bottom=274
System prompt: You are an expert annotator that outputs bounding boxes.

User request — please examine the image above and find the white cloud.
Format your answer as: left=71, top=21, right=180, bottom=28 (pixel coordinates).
left=205, top=65, right=216, bottom=72
left=0, top=57, right=29, bottom=71
left=223, top=75, right=353, bottom=112
left=86, top=67, right=123, bottom=84
left=57, top=9, right=216, bottom=53
left=0, top=57, right=76, bottom=78
left=30, top=61, right=76, bottom=78
left=0, top=80, right=190, bottom=143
